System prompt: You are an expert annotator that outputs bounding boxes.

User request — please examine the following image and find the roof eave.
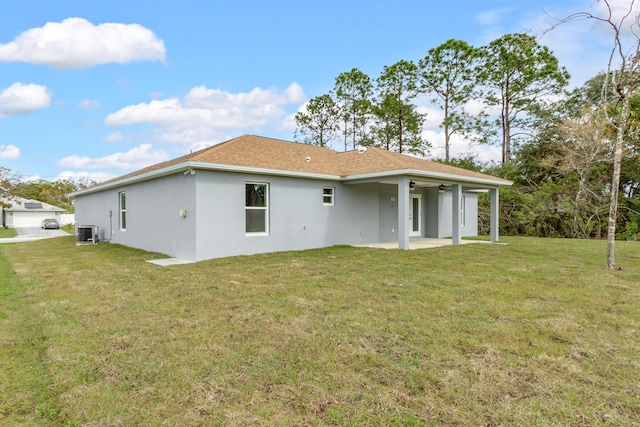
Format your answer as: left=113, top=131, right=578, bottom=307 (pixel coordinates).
left=342, top=169, right=513, bottom=187
left=70, top=161, right=343, bottom=197
left=71, top=163, right=511, bottom=198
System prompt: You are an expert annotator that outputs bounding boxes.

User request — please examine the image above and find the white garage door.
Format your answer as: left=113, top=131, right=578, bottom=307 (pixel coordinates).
left=12, top=212, right=57, bottom=227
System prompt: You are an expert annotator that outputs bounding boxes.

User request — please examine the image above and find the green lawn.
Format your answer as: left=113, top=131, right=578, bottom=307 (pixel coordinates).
left=0, top=227, right=18, bottom=238
left=1, top=236, right=639, bottom=426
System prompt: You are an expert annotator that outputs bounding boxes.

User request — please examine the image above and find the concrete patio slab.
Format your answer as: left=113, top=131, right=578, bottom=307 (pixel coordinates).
left=146, top=258, right=195, bottom=266
left=355, top=238, right=501, bottom=250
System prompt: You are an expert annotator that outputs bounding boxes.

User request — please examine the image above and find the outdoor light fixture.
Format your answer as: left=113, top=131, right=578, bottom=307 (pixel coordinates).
left=409, top=181, right=415, bottom=189
left=439, top=184, right=446, bottom=193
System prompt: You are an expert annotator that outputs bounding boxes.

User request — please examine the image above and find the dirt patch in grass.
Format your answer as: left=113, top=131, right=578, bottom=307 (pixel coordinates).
left=1, top=236, right=639, bottom=425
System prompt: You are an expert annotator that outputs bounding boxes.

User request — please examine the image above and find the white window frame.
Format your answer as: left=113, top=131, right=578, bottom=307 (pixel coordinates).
left=119, top=191, right=127, bottom=231
left=460, top=194, right=466, bottom=227
left=323, top=187, right=335, bottom=206
left=245, top=182, right=269, bottom=235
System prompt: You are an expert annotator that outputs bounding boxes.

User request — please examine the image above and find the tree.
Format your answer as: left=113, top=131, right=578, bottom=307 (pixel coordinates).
left=371, top=94, right=425, bottom=154
left=294, top=94, right=340, bottom=148
left=0, top=166, right=19, bottom=209
left=594, top=2, right=640, bottom=268
left=373, top=60, right=427, bottom=155
left=557, top=110, right=611, bottom=238
left=559, top=0, right=640, bottom=268
left=333, top=68, right=374, bottom=151
left=10, top=179, right=84, bottom=212
left=419, top=39, right=485, bottom=161
left=479, top=33, right=570, bottom=164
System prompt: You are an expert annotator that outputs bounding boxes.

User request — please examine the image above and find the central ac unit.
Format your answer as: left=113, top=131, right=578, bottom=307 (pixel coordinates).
left=77, top=225, right=99, bottom=245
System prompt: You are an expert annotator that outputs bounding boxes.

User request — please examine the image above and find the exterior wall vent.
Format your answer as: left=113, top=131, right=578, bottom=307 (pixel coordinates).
left=77, top=225, right=99, bottom=245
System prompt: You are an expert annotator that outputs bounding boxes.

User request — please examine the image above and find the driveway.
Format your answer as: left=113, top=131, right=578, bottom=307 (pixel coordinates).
left=0, top=227, right=71, bottom=243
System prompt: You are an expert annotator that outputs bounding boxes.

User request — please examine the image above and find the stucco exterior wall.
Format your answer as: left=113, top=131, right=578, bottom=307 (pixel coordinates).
left=424, top=188, right=440, bottom=238
left=378, top=184, right=399, bottom=242
left=75, top=171, right=383, bottom=261
left=75, top=173, right=197, bottom=259
left=192, top=172, right=381, bottom=260
left=437, top=191, right=479, bottom=238
left=75, top=170, right=482, bottom=261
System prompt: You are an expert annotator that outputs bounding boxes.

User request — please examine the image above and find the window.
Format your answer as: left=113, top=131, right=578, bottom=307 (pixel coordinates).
left=460, top=195, right=466, bottom=227
left=246, top=182, right=268, bottom=234
left=119, top=192, right=127, bottom=231
left=323, top=187, right=334, bottom=205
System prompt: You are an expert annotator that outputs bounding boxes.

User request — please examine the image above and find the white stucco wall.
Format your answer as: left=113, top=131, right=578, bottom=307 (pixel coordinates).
left=74, top=173, right=197, bottom=260
left=4, top=211, right=62, bottom=228
left=74, top=170, right=482, bottom=261
left=192, top=171, right=381, bottom=261
left=437, top=191, right=479, bottom=238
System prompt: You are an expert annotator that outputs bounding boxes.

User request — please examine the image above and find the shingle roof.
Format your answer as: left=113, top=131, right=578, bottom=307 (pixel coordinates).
left=190, top=134, right=343, bottom=174
left=1, top=197, right=65, bottom=212
left=334, top=145, right=508, bottom=182
left=79, top=134, right=511, bottom=193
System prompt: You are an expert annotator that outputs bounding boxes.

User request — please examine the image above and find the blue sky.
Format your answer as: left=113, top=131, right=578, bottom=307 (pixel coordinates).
left=0, top=0, right=630, bottom=182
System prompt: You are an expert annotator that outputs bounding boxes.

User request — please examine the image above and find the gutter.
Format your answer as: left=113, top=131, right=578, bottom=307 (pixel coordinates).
left=71, top=163, right=512, bottom=198
left=342, top=169, right=513, bottom=187
left=70, top=161, right=343, bottom=197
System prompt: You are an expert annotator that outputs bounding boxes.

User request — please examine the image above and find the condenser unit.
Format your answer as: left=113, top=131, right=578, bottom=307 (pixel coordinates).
left=77, top=225, right=99, bottom=245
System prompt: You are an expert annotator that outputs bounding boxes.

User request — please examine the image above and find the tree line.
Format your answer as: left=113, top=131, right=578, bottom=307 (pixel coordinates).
left=0, top=167, right=93, bottom=213
left=294, top=33, right=569, bottom=164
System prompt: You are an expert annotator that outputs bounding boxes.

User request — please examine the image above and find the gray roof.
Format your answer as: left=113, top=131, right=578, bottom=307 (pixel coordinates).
left=1, top=197, right=65, bottom=213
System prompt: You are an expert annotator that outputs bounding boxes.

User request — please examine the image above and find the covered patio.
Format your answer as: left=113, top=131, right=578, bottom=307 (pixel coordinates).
left=345, top=172, right=506, bottom=250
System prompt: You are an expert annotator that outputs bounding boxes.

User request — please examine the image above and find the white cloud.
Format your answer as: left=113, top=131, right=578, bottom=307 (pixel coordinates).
left=475, top=7, right=514, bottom=27
left=104, top=83, right=306, bottom=144
left=157, top=127, right=216, bottom=144
left=0, top=144, right=20, bottom=159
left=58, top=144, right=170, bottom=170
left=424, top=128, right=502, bottom=163
left=592, top=0, right=640, bottom=35
left=0, top=83, right=51, bottom=118
left=518, top=5, right=614, bottom=87
left=104, top=132, right=124, bottom=143
left=183, top=82, right=305, bottom=109
left=0, top=17, right=166, bottom=69
left=281, top=112, right=298, bottom=132
left=78, top=99, right=101, bottom=110
left=55, top=171, right=115, bottom=183
left=474, top=2, right=639, bottom=89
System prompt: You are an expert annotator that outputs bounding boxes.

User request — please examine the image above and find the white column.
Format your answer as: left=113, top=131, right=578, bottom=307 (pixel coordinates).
left=490, top=188, right=499, bottom=242
left=452, top=184, right=462, bottom=245
left=397, top=178, right=410, bottom=250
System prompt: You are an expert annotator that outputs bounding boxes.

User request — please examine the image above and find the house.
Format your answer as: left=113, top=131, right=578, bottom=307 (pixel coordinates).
left=72, top=135, right=512, bottom=261
left=1, top=197, right=65, bottom=228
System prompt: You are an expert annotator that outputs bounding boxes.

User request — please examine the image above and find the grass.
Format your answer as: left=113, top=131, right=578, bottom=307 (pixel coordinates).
left=1, top=236, right=639, bottom=426
left=0, top=227, right=18, bottom=238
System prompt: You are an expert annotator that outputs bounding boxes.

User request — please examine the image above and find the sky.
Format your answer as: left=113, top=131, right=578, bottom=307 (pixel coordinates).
left=0, top=0, right=635, bottom=183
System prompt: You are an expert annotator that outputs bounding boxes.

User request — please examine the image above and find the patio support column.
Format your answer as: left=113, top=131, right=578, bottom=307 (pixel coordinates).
left=397, top=177, right=410, bottom=250
left=452, top=183, right=462, bottom=245
left=490, top=187, right=499, bottom=242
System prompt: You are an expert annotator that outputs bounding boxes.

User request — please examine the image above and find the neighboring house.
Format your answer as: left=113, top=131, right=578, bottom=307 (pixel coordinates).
left=1, top=197, right=65, bottom=228
left=72, top=135, right=512, bottom=261
left=60, top=213, right=77, bottom=226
